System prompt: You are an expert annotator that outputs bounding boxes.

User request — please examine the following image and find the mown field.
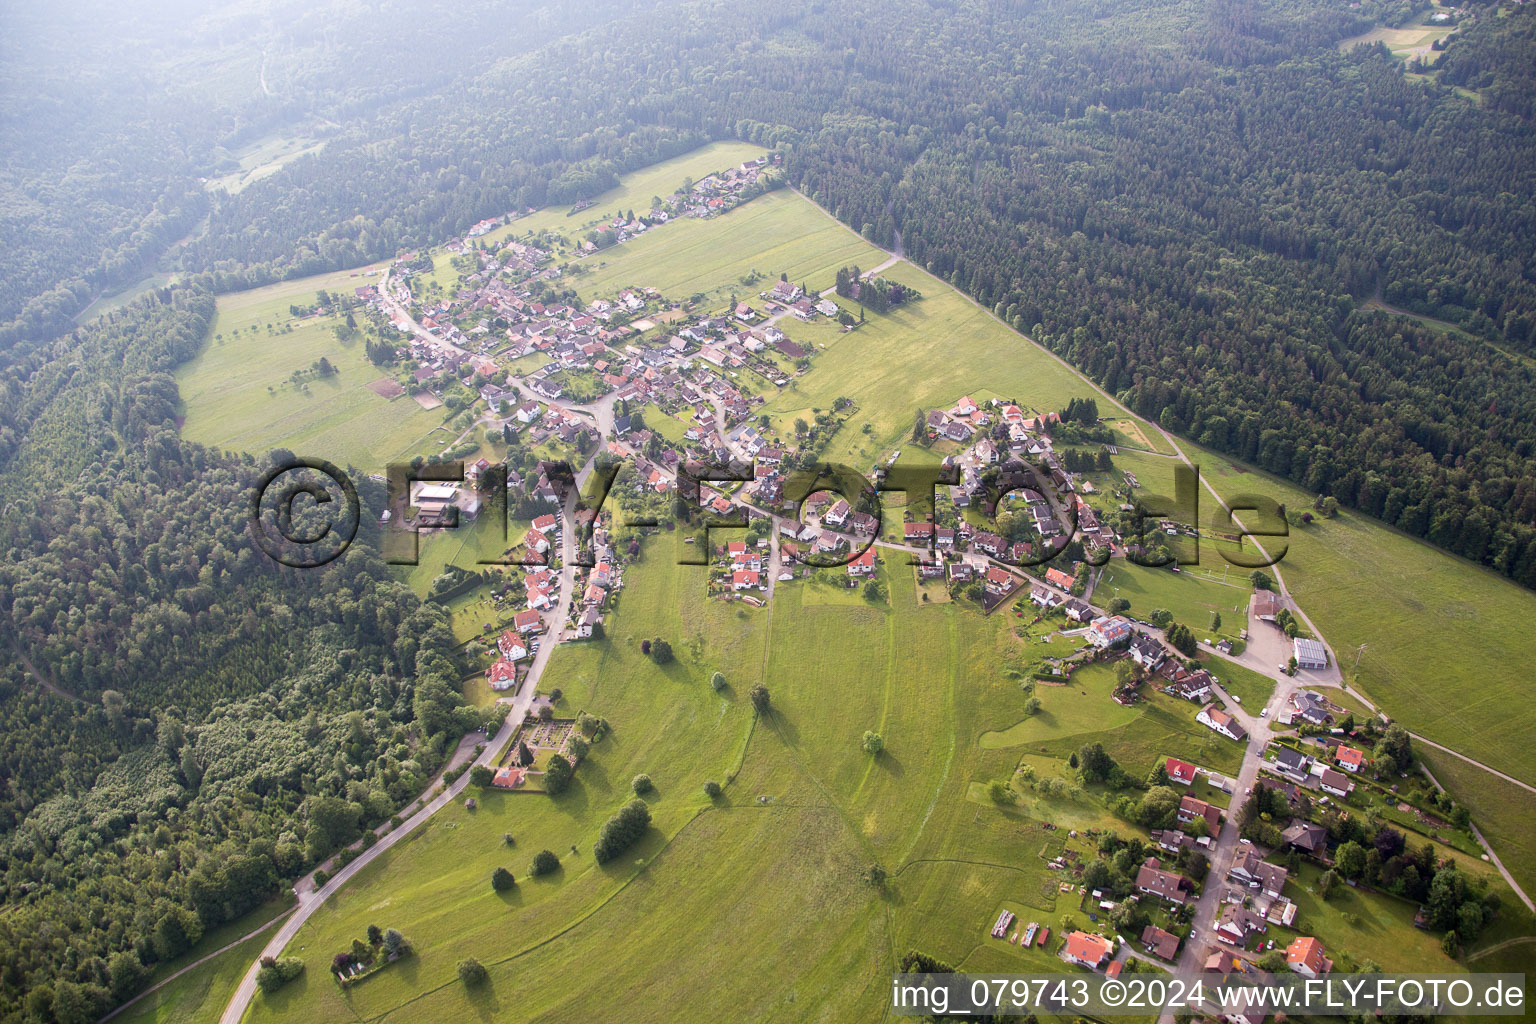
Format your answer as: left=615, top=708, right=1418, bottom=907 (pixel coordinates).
left=178, top=266, right=456, bottom=471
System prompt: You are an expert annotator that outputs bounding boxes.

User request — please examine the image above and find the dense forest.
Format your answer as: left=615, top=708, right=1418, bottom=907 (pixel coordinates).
left=0, top=293, right=490, bottom=1021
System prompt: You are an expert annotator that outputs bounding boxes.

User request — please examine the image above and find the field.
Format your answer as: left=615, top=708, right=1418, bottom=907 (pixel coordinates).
left=1339, top=8, right=1458, bottom=63
left=178, top=266, right=457, bottom=471
left=248, top=548, right=1190, bottom=1023
left=1419, top=747, right=1536, bottom=902
left=571, top=187, right=889, bottom=314
left=1093, top=562, right=1249, bottom=642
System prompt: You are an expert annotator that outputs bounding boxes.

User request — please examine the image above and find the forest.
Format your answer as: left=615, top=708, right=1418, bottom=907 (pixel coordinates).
left=0, top=292, right=489, bottom=1022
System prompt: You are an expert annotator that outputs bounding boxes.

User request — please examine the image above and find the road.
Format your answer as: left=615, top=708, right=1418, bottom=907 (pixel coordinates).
left=218, top=486, right=584, bottom=1024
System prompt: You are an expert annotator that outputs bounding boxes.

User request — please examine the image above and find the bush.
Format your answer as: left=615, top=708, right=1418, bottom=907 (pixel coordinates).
left=632, top=773, right=653, bottom=795
left=531, top=850, right=560, bottom=876
left=491, top=867, right=516, bottom=891
left=469, top=765, right=494, bottom=787
left=703, top=780, right=722, bottom=798
left=592, top=799, right=652, bottom=864
left=749, top=684, right=771, bottom=714
left=457, top=958, right=488, bottom=986
left=710, top=671, right=727, bottom=691
left=256, top=957, right=304, bottom=994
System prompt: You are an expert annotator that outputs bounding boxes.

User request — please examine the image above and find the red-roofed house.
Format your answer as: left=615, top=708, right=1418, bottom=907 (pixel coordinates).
left=487, top=660, right=518, bottom=691
left=1336, top=746, right=1365, bottom=772
left=848, top=547, right=876, bottom=577
left=514, top=609, right=544, bottom=634
left=1285, top=936, right=1333, bottom=977
left=1063, top=932, right=1115, bottom=969
left=1165, top=758, right=1197, bottom=786
left=733, top=569, right=761, bottom=591
left=1045, top=567, right=1075, bottom=589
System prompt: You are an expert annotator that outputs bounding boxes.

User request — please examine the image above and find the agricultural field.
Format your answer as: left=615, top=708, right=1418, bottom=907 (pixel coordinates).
left=177, top=266, right=457, bottom=471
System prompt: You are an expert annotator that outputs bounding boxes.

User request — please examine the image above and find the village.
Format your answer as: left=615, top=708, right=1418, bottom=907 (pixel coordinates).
left=273, top=154, right=1502, bottom=1019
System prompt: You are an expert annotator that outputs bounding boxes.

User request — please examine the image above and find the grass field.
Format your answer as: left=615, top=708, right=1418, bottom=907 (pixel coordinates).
left=185, top=145, right=1536, bottom=1020
left=178, top=266, right=456, bottom=471
left=248, top=551, right=1193, bottom=1024
left=571, top=188, right=889, bottom=313
left=1419, top=747, right=1536, bottom=902
left=1094, top=562, right=1249, bottom=642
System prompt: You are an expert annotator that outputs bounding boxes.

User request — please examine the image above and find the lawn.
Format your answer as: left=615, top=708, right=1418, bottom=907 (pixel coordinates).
left=1273, top=862, right=1462, bottom=973
left=1094, top=562, right=1249, bottom=641
left=1200, top=654, right=1276, bottom=712
left=178, top=266, right=454, bottom=472
left=976, top=663, right=1245, bottom=779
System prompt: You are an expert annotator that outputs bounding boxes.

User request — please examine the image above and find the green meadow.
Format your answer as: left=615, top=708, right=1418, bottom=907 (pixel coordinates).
left=250, top=549, right=1246, bottom=1023
left=571, top=187, right=889, bottom=312
left=178, top=266, right=456, bottom=471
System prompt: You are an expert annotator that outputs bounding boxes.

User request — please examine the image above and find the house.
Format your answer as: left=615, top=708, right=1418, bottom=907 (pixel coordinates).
left=1134, top=857, right=1191, bottom=905
left=513, top=609, right=544, bottom=634
left=496, top=629, right=530, bottom=661
left=1335, top=745, right=1365, bottom=772
left=1165, top=669, right=1213, bottom=703
left=904, top=522, right=935, bottom=544
left=1215, top=904, right=1268, bottom=945
left=769, top=279, right=802, bottom=303
left=1062, top=932, right=1115, bottom=970
left=1062, top=598, right=1095, bottom=623
left=815, top=297, right=839, bottom=317
left=1229, top=848, right=1288, bottom=898
left=1129, top=633, right=1167, bottom=671
left=1141, top=925, right=1181, bottom=961
left=1274, top=747, right=1313, bottom=781
left=848, top=547, right=876, bottom=577
left=1044, top=567, right=1075, bottom=590
left=1252, top=589, right=1282, bottom=621
left=1165, top=757, right=1198, bottom=786
left=1285, top=936, right=1333, bottom=978
left=972, top=531, right=1005, bottom=556
left=1178, top=795, right=1222, bottom=836
left=823, top=499, right=851, bottom=527
left=1029, top=584, right=1061, bottom=608
left=1197, top=703, right=1248, bottom=741
left=732, top=569, right=761, bottom=591
left=1318, top=767, right=1354, bottom=798
left=1151, top=829, right=1195, bottom=853
left=523, top=528, right=551, bottom=554
left=1293, top=637, right=1328, bottom=670
left=578, top=606, right=601, bottom=638
left=1281, top=821, right=1329, bottom=856
left=491, top=767, right=524, bottom=789
left=985, top=566, right=1014, bottom=596
left=1292, top=689, right=1333, bottom=725
left=1087, top=616, right=1133, bottom=649
left=487, top=660, right=518, bottom=691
